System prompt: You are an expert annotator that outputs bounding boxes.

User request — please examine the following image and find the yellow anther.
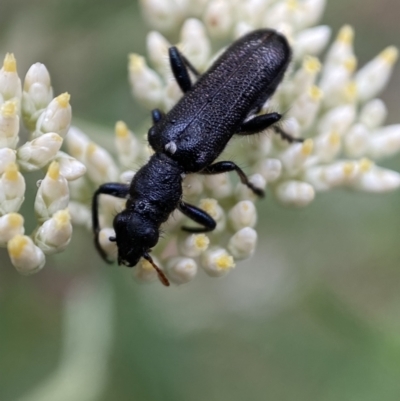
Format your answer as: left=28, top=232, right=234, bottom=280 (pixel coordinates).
left=344, top=55, right=357, bottom=72
left=194, top=234, right=209, bottom=251
left=287, top=0, right=299, bottom=11
left=380, top=46, right=398, bottom=65
left=54, top=209, right=71, bottom=228
left=359, top=158, right=373, bottom=173
left=56, top=92, right=70, bottom=108
left=7, top=234, right=28, bottom=258
left=215, top=253, right=235, bottom=270
left=344, top=81, right=358, bottom=102
left=329, top=131, right=340, bottom=146
left=337, top=25, right=354, bottom=44
left=3, top=53, right=17, bottom=72
left=199, top=198, right=218, bottom=219
left=129, top=54, right=145, bottom=72
left=303, top=56, right=321, bottom=74
left=343, top=162, right=355, bottom=176
left=7, top=213, right=24, bottom=228
left=4, top=163, right=19, bottom=181
left=115, top=121, right=129, bottom=138
left=86, top=142, right=97, bottom=157
left=308, top=85, right=323, bottom=101
left=301, top=139, right=314, bottom=156
left=47, top=161, right=60, bottom=180
left=1, top=100, right=17, bottom=117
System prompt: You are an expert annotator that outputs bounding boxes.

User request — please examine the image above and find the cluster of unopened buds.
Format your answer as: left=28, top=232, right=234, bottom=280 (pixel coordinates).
left=2, top=0, right=400, bottom=285
left=0, top=54, right=85, bottom=274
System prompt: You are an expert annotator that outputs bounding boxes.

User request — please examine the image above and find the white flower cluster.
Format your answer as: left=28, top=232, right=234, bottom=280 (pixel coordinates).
left=0, top=54, right=86, bottom=274
left=124, top=0, right=399, bottom=284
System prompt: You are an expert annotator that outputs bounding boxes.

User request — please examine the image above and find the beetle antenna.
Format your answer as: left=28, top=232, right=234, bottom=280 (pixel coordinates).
left=144, top=252, right=170, bottom=287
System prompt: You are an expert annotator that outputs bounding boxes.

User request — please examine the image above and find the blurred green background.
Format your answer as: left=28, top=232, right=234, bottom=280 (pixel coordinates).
left=1, top=1, right=400, bottom=400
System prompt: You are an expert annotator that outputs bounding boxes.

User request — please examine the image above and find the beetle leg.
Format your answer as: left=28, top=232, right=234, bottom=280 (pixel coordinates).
left=202, top=161, right=265, bottom=197
left=178, top=201, right=217, bottom=233
left=169, top=46, right=200, bottom=93
left=92, top=183, right=130, bottom=263
left=151, top=108, right=165, bottom=124
left=238, top=112, right=304, bottom=143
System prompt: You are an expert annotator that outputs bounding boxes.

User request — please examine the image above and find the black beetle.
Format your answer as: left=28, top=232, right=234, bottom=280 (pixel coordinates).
left=92, top=29, right=302, bottom=286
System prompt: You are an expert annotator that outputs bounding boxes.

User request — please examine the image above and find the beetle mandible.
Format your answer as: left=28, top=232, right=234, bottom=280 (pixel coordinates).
left=92, top=29, right=303, bottom=286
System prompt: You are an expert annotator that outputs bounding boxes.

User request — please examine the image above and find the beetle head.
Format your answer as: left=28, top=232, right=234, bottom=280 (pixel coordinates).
left=112, top=209, right=159, bottom=268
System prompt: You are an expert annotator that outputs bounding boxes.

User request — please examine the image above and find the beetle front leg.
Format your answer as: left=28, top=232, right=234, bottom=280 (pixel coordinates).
left=238, top=112, right=304, bottom=143
left=92, top=183, right=130, bottom=263
left=178, top=201, right=216, bottom=233
left=169, top=46, right=200, bottom=93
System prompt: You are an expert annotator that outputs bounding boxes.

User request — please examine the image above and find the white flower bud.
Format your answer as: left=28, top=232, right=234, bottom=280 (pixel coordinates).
left=22, top=63, right=53, bottom=131
left=314, top=131, right=341, bottom=163
left=183, top=174, right=204, bottom=197
left=146, top=31, right=171, bottom=78
left=0, top=53, right=22, bottom=108
left=140, top=0, right=184, bottom=32
left=0, top=213, right=24, bottom=245
left=128, top=54, right=163, bottom=109
left=55, top=151, right=87, bottom=181
left=201, top=247, right=235, bottom=277
left=294, top=25, right=331, bottom=60
left=97, top=227, right=118, bottom=260
left=344, top=124, right=369, bottom=158
left=352, top=159, right=400, bottom=192
left=324, top=25, right=355, bottom=71
left=367, top=125, right=400, bottom=160
left=203, top=0, right=233, bottom=38
left=299, top=0, right=327, bottom=29
left=204, top=172, right=232, bottom=198
left=257, top=158, right=282, bottom=182
left=317, top=104, right=356, bottom=136
left=356, top=46, right=398, bottom=102
left=236, top=173, right=266, bottom=201
left=228, top=200, right=257, bottom=231
left=233, top=21, right=254, bottom=39
left=359, top=99, right=387, bottom=129
left=233, top=0, right=269, bottom=27
left=0, top=148, right=16, bottom=174
left=34, top=93, right=72, bottom=139
left=64, top=126, right=90, bottom=161
left=179, top=19, right=211, bottom=71
left=35, top=161, right=69, bottom=222
left=85, top=142, right=119, bottom=185
left=133, top=256, right=162, bottom=283
left=288, top=86, right=322, bottom=130
left=0, top=100, right=19, bottom=149
left=180, top=233, right=209, bottom=257
left=67, top=201, right=91, bottom=228
left=280, top=139, right=314, bottom=174
left=199, top=198, right=226, bottom=232
left=34, top=209, right=73, bottom=254
left=7, top=234, right=45, bottom=275
left=17, top=132, right=63, bottom=171
left=166, top=257, right=198, bottom=284
left=228, top=227, right=257, bottom=260
left=275, top=180, right=315, bottom=207
left=0, top=163, right=25, bottom=214
left=163, top=79, right=182, bottom=111
left=120, top=170, right=135, bottom=184
left=115, top=121, right=141, bottom=169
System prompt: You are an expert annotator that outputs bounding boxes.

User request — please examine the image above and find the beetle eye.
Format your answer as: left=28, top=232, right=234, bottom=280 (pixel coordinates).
left=136, top=201, right=146, bottom=211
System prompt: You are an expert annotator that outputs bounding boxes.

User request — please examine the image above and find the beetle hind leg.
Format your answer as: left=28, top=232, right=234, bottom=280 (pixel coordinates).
left=238, top=112, right=304, bottom=143
left=201, top=161, right=265, bottom=197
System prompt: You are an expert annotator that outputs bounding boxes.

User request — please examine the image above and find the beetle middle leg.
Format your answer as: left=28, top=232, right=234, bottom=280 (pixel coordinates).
left=201, top=161, right=265, bottom=197
left=169, top=46, right=200, bottom=93
left=178, top=201, right=217, bottom=233
left=92, top=183, right=130, bottom=263
left=238, top=112, right=304, bottom=143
